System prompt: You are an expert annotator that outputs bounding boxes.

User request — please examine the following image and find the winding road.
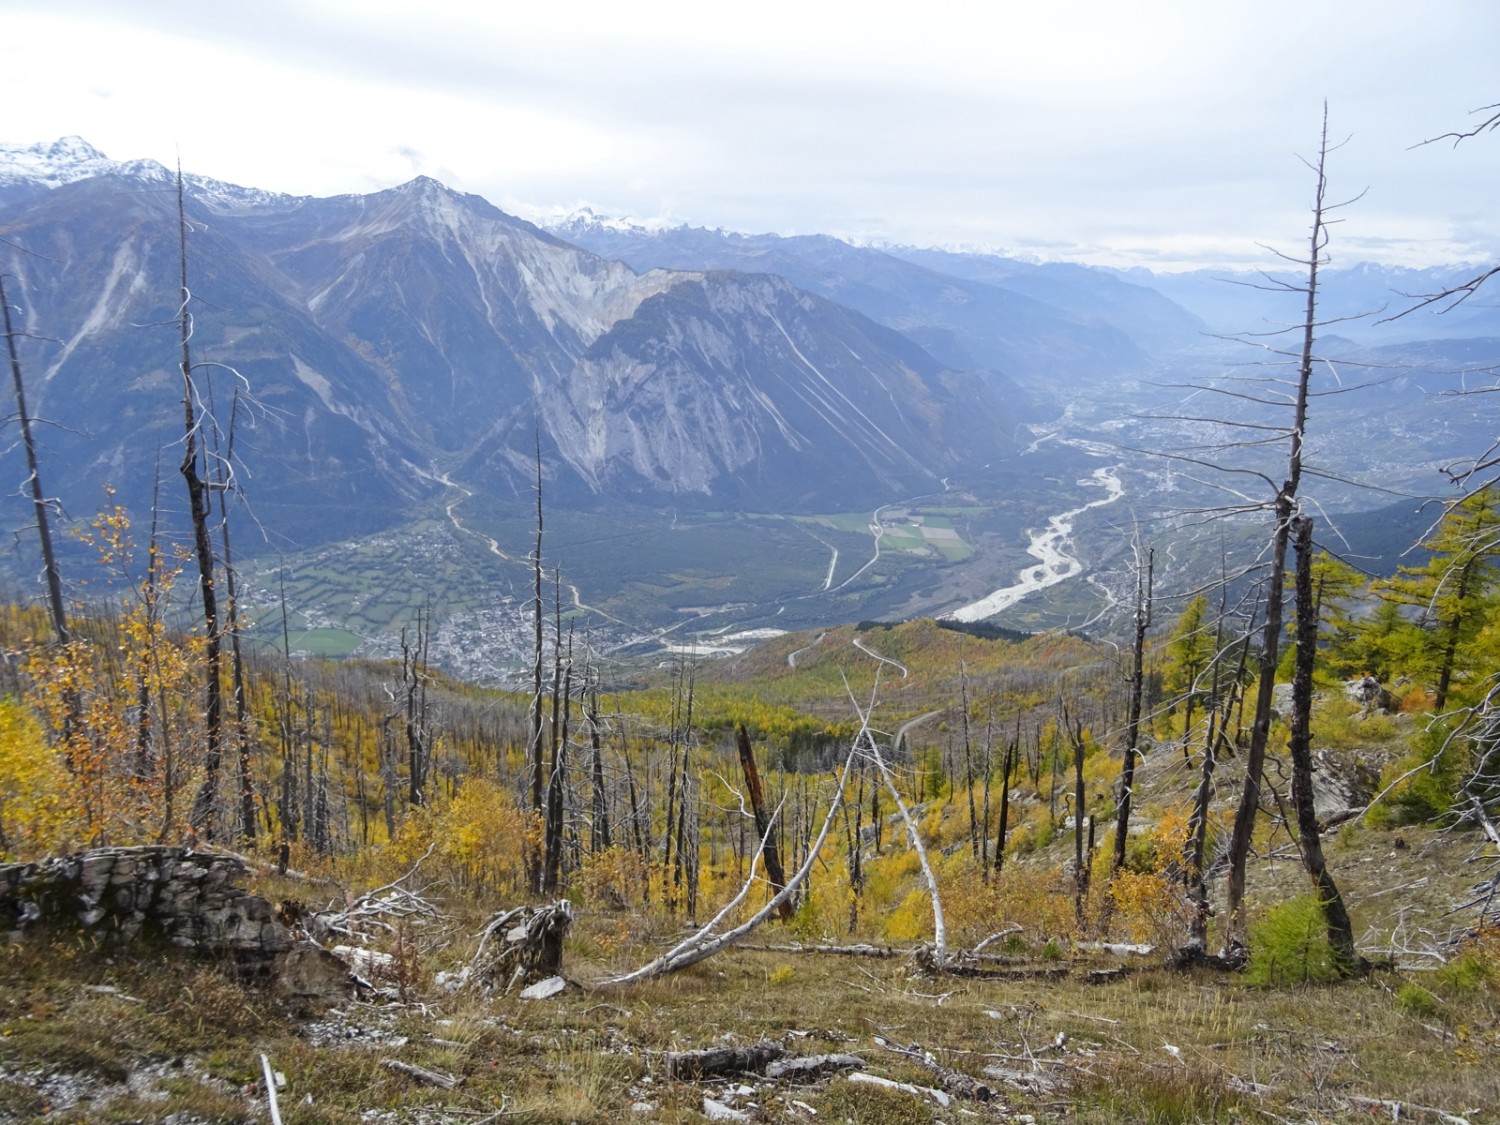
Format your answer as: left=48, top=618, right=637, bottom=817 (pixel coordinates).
left=786, top=632, right=827, bottom=668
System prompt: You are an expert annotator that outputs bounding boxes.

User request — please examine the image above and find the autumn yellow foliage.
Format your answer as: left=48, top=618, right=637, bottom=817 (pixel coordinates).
left=0, top=697, right=74, bottom=857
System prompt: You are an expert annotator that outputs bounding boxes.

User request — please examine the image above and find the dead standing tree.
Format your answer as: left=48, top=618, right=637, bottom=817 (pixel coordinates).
left=735, top=724, right=792, bottom=920
left=0, top=270, right=69, bottom=647
left=1287, top=514, right=1361, bottom=973
left=1112, top=542, right=1153, bottom=873
left=1222, top=114, right=1350, bottom=953
left=174, top=169, right=226, bottom=840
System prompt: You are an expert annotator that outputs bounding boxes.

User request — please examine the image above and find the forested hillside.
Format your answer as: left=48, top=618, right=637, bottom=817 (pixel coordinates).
left=2, top=108, right=1500, bottom=1125
left=2, top=479, right=1498, bottom=1119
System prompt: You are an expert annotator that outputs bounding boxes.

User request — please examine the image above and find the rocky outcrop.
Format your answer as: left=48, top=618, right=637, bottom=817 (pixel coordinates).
left=1311, top=751, right=1381, bottom=829
left=0, top=846, right=352, bottom=1000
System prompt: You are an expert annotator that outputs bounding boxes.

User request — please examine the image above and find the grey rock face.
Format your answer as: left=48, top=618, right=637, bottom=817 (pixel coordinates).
left=0, top=846, right=352, bottom=1000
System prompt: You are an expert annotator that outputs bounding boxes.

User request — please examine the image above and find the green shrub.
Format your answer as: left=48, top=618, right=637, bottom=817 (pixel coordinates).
left=1246, top=895, right=1341, bottom=986
left=1367, top=727, right=1464, bottom=827
left=1435, top=947, right=1497, bottom=996
left=1396, top=981, right=1441, bottom=1017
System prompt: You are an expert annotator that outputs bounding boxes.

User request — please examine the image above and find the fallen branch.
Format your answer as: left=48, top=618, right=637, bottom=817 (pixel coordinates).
left=1076, top=941, right=1154, bottom=957
left=847, top=1071, right=951, bottom=1108
left=312, top=844, right=440, bottom=941
left=260, top=1054, right=283, bottom=1125
left=873, top=1036, right=992, bottom=1101
left=855, top=684, right=947, bottom=966
left=382, top=1058, right=463, bottom=1089
left=971, top=925, right=1024, bottom=954
left=601, top=720, right=862, bottom=985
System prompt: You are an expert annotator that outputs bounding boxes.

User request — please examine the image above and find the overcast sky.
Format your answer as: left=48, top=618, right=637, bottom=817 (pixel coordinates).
left=4, top=0, right=1498, bottom=271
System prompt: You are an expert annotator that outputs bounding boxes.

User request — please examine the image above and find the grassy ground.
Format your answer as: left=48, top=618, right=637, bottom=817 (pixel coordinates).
left=2, top=869, right=1497, bottom=1125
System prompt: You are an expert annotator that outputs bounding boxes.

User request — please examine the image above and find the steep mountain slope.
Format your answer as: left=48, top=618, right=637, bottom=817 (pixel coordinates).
left=0, top=141, right=1015, bottom=556
left=548, top=216, right=1206, bottom=387
left=0, top=170, right=426, bottom=546
left=521, top=271, right=994, bottom=507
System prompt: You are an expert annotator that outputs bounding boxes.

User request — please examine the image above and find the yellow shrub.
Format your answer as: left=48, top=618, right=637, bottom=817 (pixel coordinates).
left=577, top=845, right=647, bottom=910
left=1109, top=869, right=1192, bottom=948
left=883, top=886, right=937, bottom=943
left=386, top=778, right=533, bottom=898
left=0, top=698, right=75, bottom=858
left=991, top=866, right=1080, bottom=941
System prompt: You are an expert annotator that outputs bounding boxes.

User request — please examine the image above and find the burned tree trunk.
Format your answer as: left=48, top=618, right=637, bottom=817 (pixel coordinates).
left=0, top=272, right=68, bottom=646
left=1288, top=515, right=1361, bottom=974
left=587, top=678, right=611, bottom=853
left=527, top=439, right=546, bottom=888
left=993, top=738, right=1014, bottom=875
left=1113, top=546, right=1153, bottom=872
left=736, top=724, right=792, bottom=920
left=176, top=170, right=225, bottom=839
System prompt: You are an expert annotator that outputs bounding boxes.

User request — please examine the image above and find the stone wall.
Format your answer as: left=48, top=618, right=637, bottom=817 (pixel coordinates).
left=0, top=846, right=351, bottom=1000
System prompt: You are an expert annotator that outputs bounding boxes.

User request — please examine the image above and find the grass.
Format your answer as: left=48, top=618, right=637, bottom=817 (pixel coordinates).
left=2, top=885, right=1497, bottom=1124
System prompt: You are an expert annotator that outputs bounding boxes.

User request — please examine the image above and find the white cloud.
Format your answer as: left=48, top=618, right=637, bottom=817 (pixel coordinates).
left=4, top=0, right=1499, bottom=269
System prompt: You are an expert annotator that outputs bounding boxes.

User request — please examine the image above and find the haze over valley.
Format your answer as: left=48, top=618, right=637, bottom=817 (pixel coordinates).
left=0, top=138, right=1493, bottom=679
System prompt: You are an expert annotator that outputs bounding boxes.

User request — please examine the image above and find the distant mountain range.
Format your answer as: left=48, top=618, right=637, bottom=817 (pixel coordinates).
left=0, top=139, right=1018, bottom=550
left=0, top=138, right=1494, bottom=642
left=547, top=213, right=1208, bottom=392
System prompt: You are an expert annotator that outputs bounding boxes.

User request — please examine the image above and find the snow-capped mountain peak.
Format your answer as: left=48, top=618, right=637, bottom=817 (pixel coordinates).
left=544, top=206, right=689, bottom=241
left=0, top=136, right=138, bottom=188
left=0, top=137, right=301, bottom=213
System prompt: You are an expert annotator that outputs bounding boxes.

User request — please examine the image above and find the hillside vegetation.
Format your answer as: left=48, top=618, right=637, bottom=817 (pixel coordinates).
left=2, top=483, right=1499, bottom=1121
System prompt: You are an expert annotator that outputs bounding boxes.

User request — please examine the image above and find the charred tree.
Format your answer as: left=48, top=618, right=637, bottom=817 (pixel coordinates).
left=1113, top=545, right=1153, bottom=872
left=1287, top=515, right=1361, bottom=973
left=1225, top=115, right=1341, bottom=950
left=176, top=170, right=225, bottom=840
left=0, top=272, right=68, bottom=646
left=527, top=438, right=546, bottom=888
left=735, top=724, right=793, bottom=920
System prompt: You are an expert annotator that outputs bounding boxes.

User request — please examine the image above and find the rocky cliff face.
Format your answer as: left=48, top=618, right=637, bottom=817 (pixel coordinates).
left=0, top=142, right=1015, bottom=550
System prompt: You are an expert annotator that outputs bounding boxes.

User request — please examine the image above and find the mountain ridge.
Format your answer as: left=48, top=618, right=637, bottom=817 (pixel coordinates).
left=0, top=139, right=1016, bottom=555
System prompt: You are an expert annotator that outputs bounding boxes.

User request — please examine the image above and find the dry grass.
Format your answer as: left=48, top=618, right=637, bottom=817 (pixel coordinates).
left=2, top=909, right=1498, bottom=1123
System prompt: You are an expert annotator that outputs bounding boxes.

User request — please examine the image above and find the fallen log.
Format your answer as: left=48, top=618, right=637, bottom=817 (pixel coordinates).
left=765, top=1054, right=866, bottom=1081
left=665, top=1042, right=787, bottom=1081
left=737, top=942, right=904, bottom=958
left=382, top=1059, right=463, bottom=1089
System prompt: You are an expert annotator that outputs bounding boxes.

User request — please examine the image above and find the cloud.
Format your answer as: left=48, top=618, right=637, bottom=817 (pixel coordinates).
left=6, top=0, right=1500, bottom=269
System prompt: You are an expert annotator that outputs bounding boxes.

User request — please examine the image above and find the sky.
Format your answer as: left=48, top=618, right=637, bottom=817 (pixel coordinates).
left=4, top=0, right=1499, bottom=271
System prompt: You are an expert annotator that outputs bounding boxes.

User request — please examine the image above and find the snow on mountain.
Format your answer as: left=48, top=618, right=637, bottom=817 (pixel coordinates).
left=0, top=136, right=159, bottom=188
left=0, top=136, right=300, bottom=212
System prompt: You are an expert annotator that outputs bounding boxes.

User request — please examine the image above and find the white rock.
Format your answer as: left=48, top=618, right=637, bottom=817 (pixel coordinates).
left=703, top=1097, right=751, bottom=1122
left=518, top=975, right=567, bottom=1000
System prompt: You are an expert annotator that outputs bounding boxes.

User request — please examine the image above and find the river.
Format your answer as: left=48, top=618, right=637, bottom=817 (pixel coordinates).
left=944, top=465, right=1126, bottom=623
